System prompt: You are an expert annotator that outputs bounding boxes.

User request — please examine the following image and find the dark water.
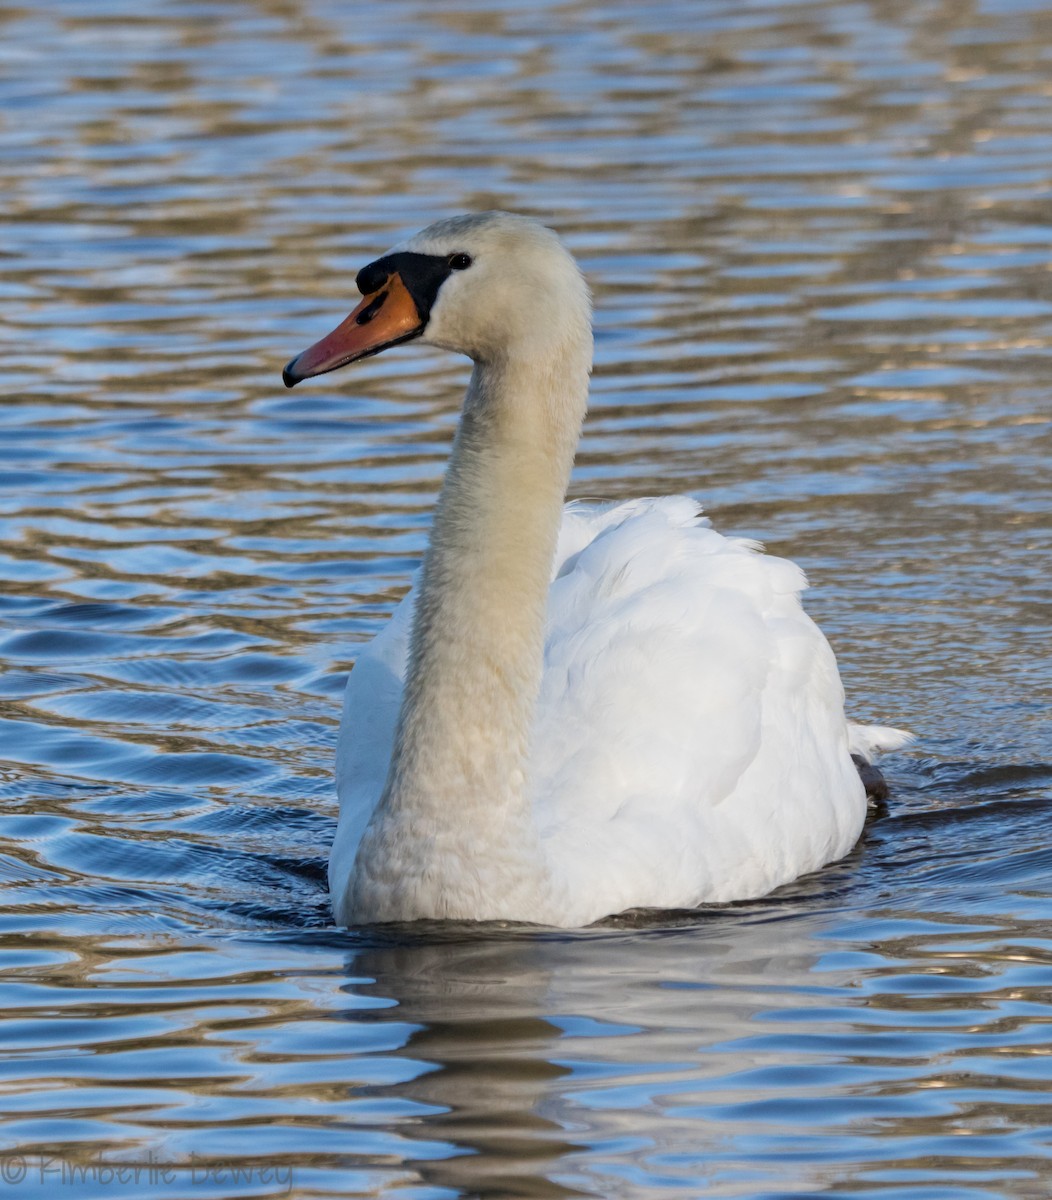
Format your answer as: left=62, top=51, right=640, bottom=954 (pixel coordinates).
left=1, top=0, right=1050, bottom=1196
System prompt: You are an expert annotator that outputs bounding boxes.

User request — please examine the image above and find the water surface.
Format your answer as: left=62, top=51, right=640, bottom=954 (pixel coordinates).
left=1, top=0, right=1050, bottom=1196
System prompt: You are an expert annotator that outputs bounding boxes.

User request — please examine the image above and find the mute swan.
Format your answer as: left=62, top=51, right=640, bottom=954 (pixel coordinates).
left=283, top=212, right=909, bottom=928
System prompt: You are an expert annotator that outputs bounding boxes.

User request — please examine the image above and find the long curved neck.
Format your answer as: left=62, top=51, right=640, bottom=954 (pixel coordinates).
left=380, top=342, right=590, bottom=848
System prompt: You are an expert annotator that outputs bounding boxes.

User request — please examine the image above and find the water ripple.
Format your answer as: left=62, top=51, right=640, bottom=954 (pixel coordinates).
left=0, top=0, right=1050, bottom=1196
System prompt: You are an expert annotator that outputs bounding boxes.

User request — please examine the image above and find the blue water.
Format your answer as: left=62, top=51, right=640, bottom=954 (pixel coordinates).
left=1, top=0, right=1050, bottom=1195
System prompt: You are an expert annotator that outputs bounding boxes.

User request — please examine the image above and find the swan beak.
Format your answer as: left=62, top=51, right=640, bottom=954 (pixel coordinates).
left=282, top=273, right=425, bottom=388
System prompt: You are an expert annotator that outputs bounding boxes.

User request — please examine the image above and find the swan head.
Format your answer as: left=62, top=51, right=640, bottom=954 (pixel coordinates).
left=283, top=212, right=592, bottom=387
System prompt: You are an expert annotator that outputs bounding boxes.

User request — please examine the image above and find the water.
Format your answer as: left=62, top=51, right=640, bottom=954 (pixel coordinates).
left=1, top=0, right=1050, bottom=1195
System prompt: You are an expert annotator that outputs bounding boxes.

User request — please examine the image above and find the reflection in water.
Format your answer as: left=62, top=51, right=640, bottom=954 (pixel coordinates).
left=347, top=898, right=1052, bottom=1197
left=0, top=0, right=1050, bottom=1195
left=353, top=936, right=582, bottom=1199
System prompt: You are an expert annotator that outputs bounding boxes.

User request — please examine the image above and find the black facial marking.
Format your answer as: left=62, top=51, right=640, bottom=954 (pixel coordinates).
left=355, top=291, right=387, bottom=325
left=355, top=261, right=389, bottom=296
left=354, top=251, right=456, bottom=323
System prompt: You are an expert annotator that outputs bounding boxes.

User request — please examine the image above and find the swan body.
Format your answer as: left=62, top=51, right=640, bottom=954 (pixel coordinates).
left=283, top=212, right=909, bottom=928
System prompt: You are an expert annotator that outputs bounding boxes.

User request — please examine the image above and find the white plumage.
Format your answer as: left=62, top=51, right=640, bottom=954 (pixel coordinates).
left=284, top=211, right=909, bottom=928
left=333, top=494, right=907, bottom=927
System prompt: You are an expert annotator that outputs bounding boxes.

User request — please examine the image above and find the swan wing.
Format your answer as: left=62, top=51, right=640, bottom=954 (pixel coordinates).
left=531, top=497, right=867, bottom=922
left=329, top=585, right=416, bottom=901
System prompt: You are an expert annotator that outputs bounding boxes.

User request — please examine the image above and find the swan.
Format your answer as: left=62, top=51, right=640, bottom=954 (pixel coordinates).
left=283, top=212, right=909, bottom=928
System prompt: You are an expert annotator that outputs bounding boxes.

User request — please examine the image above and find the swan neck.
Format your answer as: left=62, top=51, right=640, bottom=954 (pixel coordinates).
left=397, top=346, right=588, bottom=798
left=352, top=339, right=590, bottom=917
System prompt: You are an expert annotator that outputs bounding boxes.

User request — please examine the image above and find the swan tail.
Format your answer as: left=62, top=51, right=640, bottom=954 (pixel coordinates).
left=846, top=725, right=910, bottom=804
left=847, top=722, right=913, bottom=763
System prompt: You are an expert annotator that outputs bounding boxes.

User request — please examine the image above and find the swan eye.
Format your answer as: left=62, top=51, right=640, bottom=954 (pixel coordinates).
left=448, top=253, right=472, bottom=271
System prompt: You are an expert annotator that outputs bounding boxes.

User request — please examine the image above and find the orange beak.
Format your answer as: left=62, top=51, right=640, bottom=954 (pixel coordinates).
left=282, top=273, right=425, bottom=388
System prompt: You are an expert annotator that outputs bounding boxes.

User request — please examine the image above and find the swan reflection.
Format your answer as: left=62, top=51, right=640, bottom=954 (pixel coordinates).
left=342, top=904, right=838, bottom=1197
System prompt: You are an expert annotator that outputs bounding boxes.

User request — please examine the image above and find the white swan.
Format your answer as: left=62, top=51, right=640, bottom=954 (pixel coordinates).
left=283, top=212, right=909, bottom=928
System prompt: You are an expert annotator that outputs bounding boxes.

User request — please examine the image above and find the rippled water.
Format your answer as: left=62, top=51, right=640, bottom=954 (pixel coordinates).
left=2, top=0, right=1051, bottom=1195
